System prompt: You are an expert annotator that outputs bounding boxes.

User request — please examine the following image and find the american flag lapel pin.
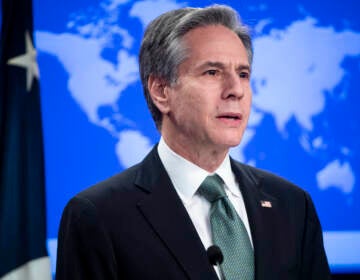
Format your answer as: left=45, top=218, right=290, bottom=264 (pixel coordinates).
left=260, top=200, right=272, bottom=208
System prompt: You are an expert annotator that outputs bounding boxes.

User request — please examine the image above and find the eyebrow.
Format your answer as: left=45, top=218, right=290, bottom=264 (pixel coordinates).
left=198, top=61, right=251, bottom=72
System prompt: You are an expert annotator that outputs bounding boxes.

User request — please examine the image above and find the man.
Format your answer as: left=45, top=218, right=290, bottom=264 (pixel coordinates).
left=56, top=5, right=331, bottom=280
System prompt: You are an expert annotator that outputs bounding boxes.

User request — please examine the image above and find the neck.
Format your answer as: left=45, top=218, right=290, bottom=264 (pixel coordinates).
left=161, top=135, right=229, bottom=173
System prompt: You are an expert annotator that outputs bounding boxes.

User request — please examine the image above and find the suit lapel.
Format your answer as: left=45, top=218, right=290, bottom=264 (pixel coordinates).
left=231, top=160, right=280, bottom=279
left=134, top=148, right=285, bottom=279
left=135, top=147, right=218, bottom=280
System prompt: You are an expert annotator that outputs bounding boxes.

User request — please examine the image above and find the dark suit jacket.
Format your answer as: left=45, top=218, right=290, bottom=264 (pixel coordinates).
left=56, top=146, right=331, bottom=280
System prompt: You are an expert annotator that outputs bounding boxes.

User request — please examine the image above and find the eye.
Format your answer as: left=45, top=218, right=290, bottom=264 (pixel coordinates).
left=204, top=69, right=218, bottom=76
left=239, top=71, right=250, bottom=79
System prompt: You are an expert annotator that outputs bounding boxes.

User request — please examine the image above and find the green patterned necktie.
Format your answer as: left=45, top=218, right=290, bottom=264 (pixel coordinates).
left=199, top=174, right=254, bottom=280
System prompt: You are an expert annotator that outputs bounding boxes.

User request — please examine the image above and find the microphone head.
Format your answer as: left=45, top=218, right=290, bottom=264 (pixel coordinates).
left=207, top=245, right=224, bottom=266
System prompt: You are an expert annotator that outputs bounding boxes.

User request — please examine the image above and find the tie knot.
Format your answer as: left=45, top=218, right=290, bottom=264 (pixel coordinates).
left=198, top=174, right=227, bottom=203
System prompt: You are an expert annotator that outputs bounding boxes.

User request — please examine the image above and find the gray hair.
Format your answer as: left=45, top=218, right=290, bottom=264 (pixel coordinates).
left=139, top=5, right=253, bottom=130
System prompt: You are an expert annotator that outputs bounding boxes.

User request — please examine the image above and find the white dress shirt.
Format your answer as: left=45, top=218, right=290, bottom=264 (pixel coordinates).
left=157, top=137, right=253, bottom=279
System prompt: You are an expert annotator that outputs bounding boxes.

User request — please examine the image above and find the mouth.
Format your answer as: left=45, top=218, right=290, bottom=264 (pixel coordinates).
left=216, top=113, right=242, bottom=120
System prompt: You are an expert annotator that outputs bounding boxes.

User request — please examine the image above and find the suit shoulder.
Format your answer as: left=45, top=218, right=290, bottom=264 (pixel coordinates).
left=232, top=160, right=308, bottom=197
left=70, top=162, right=144, bottom=209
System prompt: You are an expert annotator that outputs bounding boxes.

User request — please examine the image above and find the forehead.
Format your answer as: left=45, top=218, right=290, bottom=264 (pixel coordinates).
left=181, top=25, right=248, bottom=67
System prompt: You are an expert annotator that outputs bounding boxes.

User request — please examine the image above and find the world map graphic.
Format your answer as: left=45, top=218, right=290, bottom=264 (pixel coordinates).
left=33, top=0, right=360, bottom=272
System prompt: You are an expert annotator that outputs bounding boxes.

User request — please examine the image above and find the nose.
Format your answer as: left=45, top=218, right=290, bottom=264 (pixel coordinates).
left=221, top=72, right=245, bottom=100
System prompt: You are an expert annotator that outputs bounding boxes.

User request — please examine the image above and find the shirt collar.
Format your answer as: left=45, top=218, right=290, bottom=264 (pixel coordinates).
left=157, top=137, right=241, bottom=204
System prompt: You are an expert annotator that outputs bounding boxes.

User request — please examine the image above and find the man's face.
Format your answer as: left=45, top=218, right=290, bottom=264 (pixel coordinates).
left=161, top=24, right=252, bottom=154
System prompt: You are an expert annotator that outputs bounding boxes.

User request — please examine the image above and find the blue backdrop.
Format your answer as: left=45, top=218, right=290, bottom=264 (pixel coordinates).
left=33, top=0, right=360, bottom=274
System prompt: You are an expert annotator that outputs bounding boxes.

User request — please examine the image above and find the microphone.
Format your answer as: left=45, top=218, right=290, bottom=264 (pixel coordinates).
left=207, top=245, right=224, bottom=266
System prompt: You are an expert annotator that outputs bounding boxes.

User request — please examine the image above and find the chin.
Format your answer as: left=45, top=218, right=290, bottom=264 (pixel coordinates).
left=216, top=139, right=242, bottom=149
left=219, top=133, right=243, bottom=147
left=208, top=129, right=244, bottom=149
left=227, top=141, right=242, bottom=148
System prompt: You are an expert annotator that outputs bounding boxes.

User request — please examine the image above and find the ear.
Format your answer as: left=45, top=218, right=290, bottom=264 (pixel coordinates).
left=147, top=75, right=171, bottom=114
